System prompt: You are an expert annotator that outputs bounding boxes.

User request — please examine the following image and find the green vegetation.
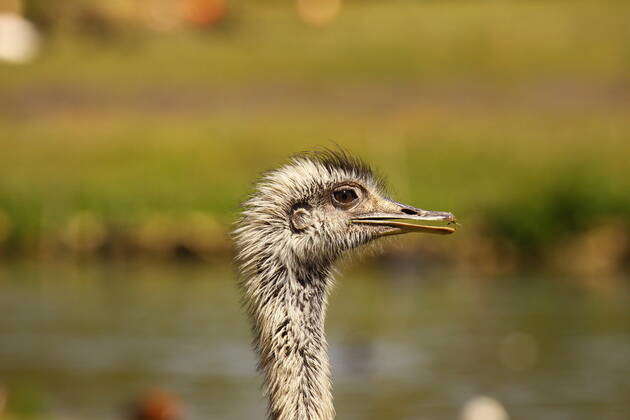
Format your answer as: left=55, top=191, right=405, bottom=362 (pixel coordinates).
left=1, top=0, right=629, bottom=272
left=5, top=0, right=629, bottom=89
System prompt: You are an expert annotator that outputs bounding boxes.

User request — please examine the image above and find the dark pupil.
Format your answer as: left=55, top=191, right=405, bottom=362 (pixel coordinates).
left=334, top=189, right=358, bottom=204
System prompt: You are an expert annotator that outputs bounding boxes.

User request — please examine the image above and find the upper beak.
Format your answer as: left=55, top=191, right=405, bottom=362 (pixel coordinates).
left=351, top=200, right=457, bottom=236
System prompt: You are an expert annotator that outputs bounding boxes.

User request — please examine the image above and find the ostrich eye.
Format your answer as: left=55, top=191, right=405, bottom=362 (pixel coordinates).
left=332, top=187, right=360, bottom=208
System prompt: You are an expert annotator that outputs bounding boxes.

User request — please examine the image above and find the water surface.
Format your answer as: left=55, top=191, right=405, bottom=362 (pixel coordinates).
left=0, top=262, right=629, bottom=419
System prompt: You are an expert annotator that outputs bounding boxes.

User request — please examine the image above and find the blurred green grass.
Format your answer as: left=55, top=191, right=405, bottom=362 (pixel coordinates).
left=4, top=0, right=630, bottom=89
left=0, top=0, right=629, bottom=270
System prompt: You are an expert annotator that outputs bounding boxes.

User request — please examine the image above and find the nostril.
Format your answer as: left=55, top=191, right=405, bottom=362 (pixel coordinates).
left=401, top=208, right=417, bottom=215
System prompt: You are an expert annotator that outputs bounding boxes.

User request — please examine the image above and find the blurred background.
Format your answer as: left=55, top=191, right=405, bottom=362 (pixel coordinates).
left=0, top=0, right=629, bottom=419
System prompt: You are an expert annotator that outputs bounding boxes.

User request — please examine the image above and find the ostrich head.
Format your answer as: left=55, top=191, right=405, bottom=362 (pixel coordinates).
left=234, top=150, right=456, bottom=420
left=235, top=151, right=455, bottom=273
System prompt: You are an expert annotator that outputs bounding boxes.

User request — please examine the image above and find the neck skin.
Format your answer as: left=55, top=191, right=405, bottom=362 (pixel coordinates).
left=245, top=254, right=336, bottom=420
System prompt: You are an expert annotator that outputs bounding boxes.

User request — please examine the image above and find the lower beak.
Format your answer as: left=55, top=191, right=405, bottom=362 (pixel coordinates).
left=351, top=202, right=457, bottom=236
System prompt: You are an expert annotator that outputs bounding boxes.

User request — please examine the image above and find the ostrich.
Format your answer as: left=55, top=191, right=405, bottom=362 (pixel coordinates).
left=233, top=150, right=456, bottom=420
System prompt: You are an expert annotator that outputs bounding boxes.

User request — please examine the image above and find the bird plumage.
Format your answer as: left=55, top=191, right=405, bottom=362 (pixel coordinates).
left=234, top=150, right=456, bottom=420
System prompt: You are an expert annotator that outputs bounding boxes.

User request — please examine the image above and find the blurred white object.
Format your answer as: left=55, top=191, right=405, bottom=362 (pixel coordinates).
left=461, top=396, right=510, bottom=420
left=0, top=13, right=40, bottom=64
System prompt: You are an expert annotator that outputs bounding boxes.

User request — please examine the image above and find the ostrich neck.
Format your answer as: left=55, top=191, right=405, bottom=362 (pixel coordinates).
left=249, top=255, right=335, bottom=420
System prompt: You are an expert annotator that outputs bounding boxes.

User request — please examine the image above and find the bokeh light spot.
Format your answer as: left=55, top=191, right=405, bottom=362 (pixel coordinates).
left=461, top=396, right=510, bottom=420
left=0, top=13, right=40, bottom=64
left=296, top=0, right=341, bottom=27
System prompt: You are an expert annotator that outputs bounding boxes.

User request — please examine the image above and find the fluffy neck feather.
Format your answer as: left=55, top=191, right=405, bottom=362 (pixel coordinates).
left=243, top=249, right=336, bottom=420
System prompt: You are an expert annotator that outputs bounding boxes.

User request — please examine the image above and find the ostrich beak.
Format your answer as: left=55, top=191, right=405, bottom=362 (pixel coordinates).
left=351, top=199, right=457, bottom=236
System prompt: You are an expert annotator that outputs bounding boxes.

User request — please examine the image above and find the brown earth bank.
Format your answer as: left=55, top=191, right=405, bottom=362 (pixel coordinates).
left=2, top=80, right=630, bottom=119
